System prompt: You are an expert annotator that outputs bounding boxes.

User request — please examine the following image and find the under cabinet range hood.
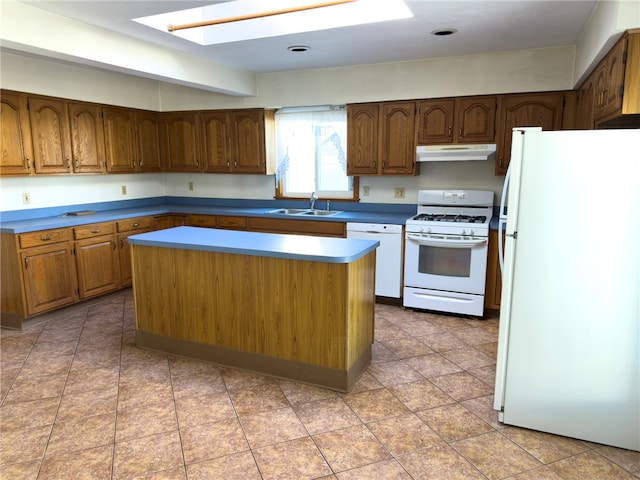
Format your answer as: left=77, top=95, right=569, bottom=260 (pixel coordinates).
left=416, top=144, right=496, bottom=162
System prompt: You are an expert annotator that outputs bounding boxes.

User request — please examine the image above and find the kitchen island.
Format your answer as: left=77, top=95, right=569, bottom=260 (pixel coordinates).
left=128, top=226, right=379, bottom=392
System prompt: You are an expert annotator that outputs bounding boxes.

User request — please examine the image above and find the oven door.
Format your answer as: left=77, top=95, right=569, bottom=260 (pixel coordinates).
left=404, top=232, right=488, bottom=294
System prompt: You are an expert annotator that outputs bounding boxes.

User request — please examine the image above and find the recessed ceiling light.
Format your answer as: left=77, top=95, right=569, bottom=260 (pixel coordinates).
left=288, top=45, right=310, bottom=53
left=431, top=28, right=458, bottom=36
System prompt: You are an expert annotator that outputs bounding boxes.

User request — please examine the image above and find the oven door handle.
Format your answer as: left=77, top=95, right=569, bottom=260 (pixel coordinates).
left=406, top=234, right=487, bottom=248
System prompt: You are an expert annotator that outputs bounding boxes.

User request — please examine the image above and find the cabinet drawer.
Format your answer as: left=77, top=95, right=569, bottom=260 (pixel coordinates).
left=117, top=216, right=154, bottom=232
left=189, top=215, right=217, bottom=228
left=217, top=216, right=247, bottom=230
left=18, top=228, right=71, bottom=248
left=73, top=221, right=116, bottom=240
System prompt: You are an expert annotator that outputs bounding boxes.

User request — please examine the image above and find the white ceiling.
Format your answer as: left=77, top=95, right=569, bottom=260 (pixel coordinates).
left=19, top=0, right=599, bottom=74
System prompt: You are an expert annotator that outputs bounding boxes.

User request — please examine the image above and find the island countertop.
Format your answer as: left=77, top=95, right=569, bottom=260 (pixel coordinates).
left=128, top=226, right=379, bottom=263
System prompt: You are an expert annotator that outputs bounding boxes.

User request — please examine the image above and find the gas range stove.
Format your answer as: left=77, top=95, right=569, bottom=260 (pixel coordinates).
left=406, top=190, right=494, bottom=236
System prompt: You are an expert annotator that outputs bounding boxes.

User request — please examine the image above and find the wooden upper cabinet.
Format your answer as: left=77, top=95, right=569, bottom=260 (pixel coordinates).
left=200, top=111, right=231, bottom=173
left=347, top=102, right=416, bottom=176
left=0, top=90, right=33, bottom=176
left=593, top=37, right=626, bottom=121
left=230, top=109, right=273, bottom=174
left=495, top=92, right=565, bottom=175
left=417, top=96, right=496, bottom=144
left=161, top=112, right=201, bottom=172
left=103, top=106, right=136, bottom=173
left=28, top=96, right=72, bottom=174
left=68, top=102, right=106, bottom=174
left=379, top=101, right=417, bottom=175
left=575, top=77, right=595, bottom=130
left=134, top=110, right=162, bottom=172
left=347, top=103, right=379, bottom=175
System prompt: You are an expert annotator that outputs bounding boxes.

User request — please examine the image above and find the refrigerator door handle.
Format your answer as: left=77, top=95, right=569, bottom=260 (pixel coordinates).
left=498, top=164, right=511, bottom=274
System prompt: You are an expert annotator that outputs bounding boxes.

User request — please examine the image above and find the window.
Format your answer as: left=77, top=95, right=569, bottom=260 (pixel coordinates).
left=275, top=106, right=355, bottom=199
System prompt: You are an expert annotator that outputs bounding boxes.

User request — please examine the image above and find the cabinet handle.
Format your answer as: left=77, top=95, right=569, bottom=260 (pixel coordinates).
left=40, top=235, right=53, bottom=241
left=132, top=223, right=139, bottom=227
left=120, top=238, right=125, bottom=249
left=90, top=229, right=101, bottom=234
left=24, top=258, right=29, bottom=269
left=138, top=160, right=142, bottom=167
left=112, top=241, right=116, bottom=251
left=234, top=161, right=238, bottom=168
left=448, top=126, right=452, bottom=137
left=75, top=158, right=79, bottom=170
left=26, top=158, right=31, bottom=171
left=226, top=161, right=230, bottom=168
left=66, top=158, right=71, bottom=169
left=459, top=125, right=463, bottom=137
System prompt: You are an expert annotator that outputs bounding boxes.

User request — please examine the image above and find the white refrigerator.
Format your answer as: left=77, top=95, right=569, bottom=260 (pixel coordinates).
left=494, top=127, right=640, bottom=451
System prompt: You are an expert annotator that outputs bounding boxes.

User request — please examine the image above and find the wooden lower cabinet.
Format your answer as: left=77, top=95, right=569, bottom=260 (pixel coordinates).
left=117, top=216, right=155, bottom=287
left=484, top=229, right=504, bottom=310
left=154, top=214, right=188, bottom=230
left=247, top=217, right=345, bottom=237
left=74, top=228, right=120, bottom=300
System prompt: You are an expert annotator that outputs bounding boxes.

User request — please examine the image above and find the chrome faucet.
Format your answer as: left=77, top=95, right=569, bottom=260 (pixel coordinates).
left=310, top=191, right=318, bottom=210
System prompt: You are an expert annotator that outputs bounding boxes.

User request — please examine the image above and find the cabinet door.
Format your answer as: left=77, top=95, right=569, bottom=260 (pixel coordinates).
left=495, top=93, right=564, bottom=175
left=379, top=101, right=417, bottom=175
left=21, top=244, right=77, bottom=315
left=416, top=99, right=455, bottom=144
left=68, top=102, right=106, bottom=173
left=75, top=236, right=120, bottom=299
left=118, top=228, right=153, bottom=287
left=597, top=38, right=626, bottom=120
left=231, top=110, right=266, bottom=173
left=0, top=91, right=33, bottom=175
left=456, top=97, right=496, bottom=143
left=103, top=106, right=136, bottom=173
left=347, top=104, right=379, bottom=175
left=28, top=96, right=72, bottom=174
left=484, top=229, right=504, bottom=310
left=200, top=111, right=231, bottom=173
left=135, top=110, right=163, bottom=172
left=575, top=77, right=595, bottom=129
left=162, top=112, right=201, bottom=172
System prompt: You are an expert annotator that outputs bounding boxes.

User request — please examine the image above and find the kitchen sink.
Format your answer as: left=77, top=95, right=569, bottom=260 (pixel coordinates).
left=266, top=208, right=342, bottom=217
left=300, top=210, right=342, bottom=216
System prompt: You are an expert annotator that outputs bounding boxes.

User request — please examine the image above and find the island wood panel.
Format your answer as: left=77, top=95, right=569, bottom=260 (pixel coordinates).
left=131, top=245, right=374, bottom=370
left=0, top=233, right=26, bottom=319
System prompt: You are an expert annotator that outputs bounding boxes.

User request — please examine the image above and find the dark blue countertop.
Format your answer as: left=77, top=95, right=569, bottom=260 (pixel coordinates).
left=128, top=226, right=380, bottom=263
left=0, top=197, right=417, bottom=234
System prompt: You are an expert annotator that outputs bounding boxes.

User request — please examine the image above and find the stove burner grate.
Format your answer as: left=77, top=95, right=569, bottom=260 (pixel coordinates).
left=412, top=213, right=487, bottom=223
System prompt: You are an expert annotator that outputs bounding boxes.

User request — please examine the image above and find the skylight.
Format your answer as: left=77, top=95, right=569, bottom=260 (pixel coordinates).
left=133, top=0, right=413, bottom=46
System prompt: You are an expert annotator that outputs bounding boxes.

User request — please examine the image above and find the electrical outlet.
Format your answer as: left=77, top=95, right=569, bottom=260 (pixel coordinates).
left=121, top=185, right=127, bottom=195
left=188, top=182, right=194, bottom=191
left=394, top=187, right=405, bottom=198
left=22, top=192, right=31, bottom=204
left=363, top=186, right=370, bottom=196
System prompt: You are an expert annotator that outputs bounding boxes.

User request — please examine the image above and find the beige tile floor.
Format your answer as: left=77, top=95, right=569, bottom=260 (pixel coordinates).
left=1, top=289, right=638, bottom=480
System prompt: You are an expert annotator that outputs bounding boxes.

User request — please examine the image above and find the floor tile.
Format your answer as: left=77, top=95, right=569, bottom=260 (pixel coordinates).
left=404, top=353, right=463, bottom=378
left=397, top=443, right=486, bottom=480
left=45, top=412, right=116, bottom=457
left=367, top=412, right=442, bottom=455
left=116, top=400, right=178, bottom=442
left=596, top=446, right=640, bottom=477
left=380, top=336, right=435, bottom=359
left=277, top=379, right=337, bottom=405
left=180, top=418, right=249, bottom=464
left=452, top=430, right=542, bottom=479
left=343, top=388, right=409, bottom=423
left=113, top=431, right=184, bottom=480
left=239, top=406, right=307, bottom=449
left=0, top=459, right=42, bottom=480
left=56, top=386, right=118, bottom=422
left=0, top=424, right=51, bottom=466
left=170, top=370, right=227, bottom=399
left=0, top=396, right=60, bottom=431
left=294, top=397, right=362, bottom=435
left=4, top=372, right=67, bottom=404
left=549, top=450, right=639, bottom=480
left=229, top=382, right=289, bottom=416
left=313, top=424, right=390, bottom=472
left=174, top=391, right=235, bottom=428
left=416, top=403, right=494, bottom=441
left=335, top=458, right=412, bottom=479
left=367, top=360, right=424, bottom=386
left=501, top=426, right=593, bottom=463
left=253, top=436, right=332, bottom=480
left=186, top=451, right=262, bottom=480
left=38, top=445, right=113, bottom=480
left=429, top=371, right=493, bottom=401
left=388, top=379, right=454, bottom=411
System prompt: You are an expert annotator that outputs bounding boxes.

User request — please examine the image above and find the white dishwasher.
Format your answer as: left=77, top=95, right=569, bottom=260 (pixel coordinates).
left=346, top=223, right=403, bottom=298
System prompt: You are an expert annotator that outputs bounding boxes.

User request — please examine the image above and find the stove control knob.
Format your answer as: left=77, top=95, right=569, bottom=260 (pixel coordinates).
left=469, top=229, right=474, bottom=236
left=461, top=229, right=467, bottom=236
